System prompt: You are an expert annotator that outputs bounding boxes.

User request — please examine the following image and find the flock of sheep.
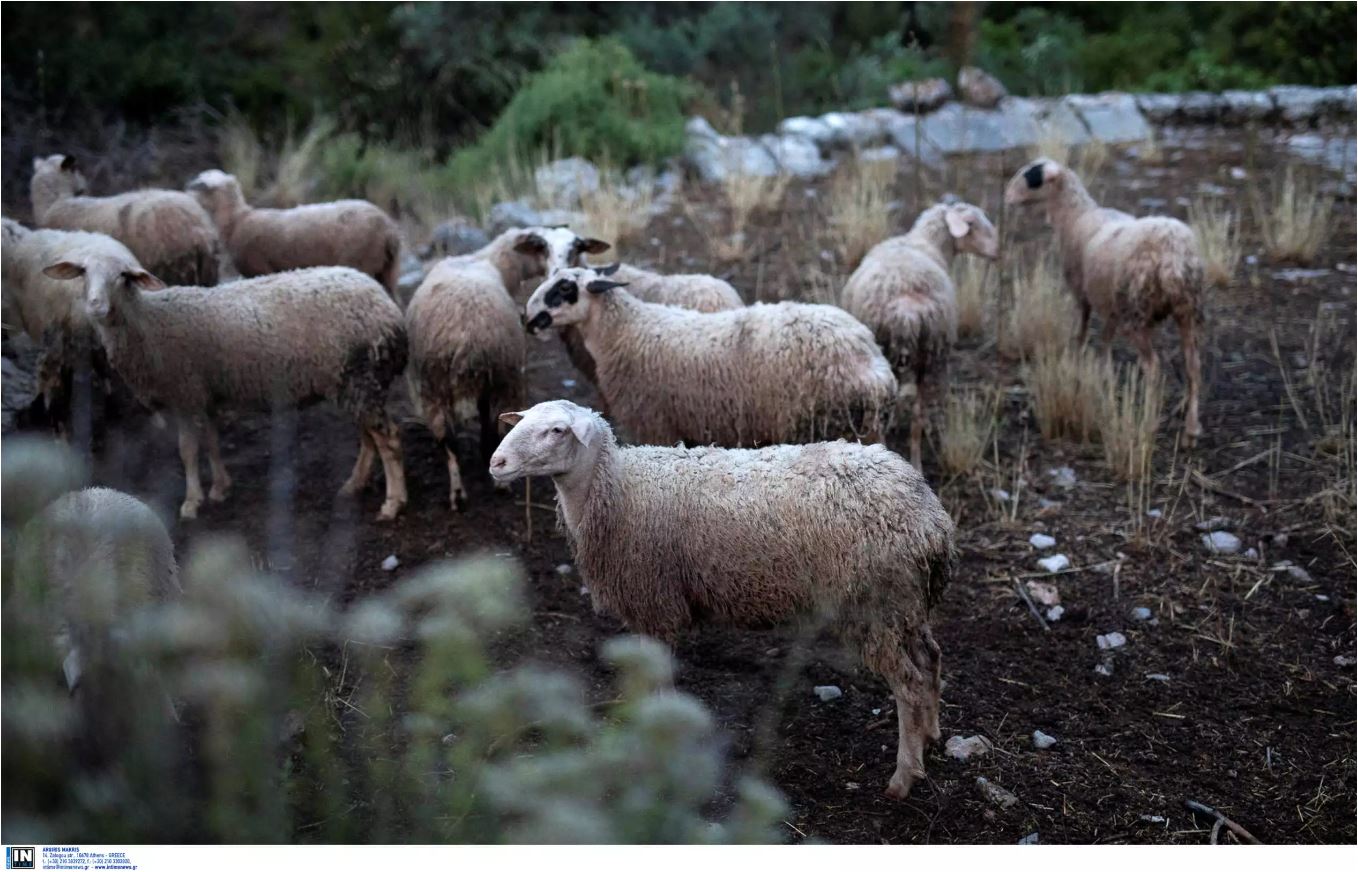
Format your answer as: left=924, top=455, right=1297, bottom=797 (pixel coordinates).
left=3, top=147, right=1207, bottom=799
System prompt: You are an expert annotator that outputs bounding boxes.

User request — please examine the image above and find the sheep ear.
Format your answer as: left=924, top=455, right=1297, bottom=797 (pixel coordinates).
left=568, top=411, right=595, bottom=447
left=944, top=207, right=970, bottom=239
left=513, top=233, right=547, bottom=255
left=126, top=269, right=166, bottom=291
left=498, top=411, right=526, bottom=427
left=586, top=280, right=627, bottom=295
left=597, top=261, right=621, bottom=276
left=33, top=157, right=44, bottom=171
left=1022, top=163, right=1046, bottom=189
left=580, top=238, right=611, bottom=255
left=60, top=155, right=78, bottom=172
left=43, top=261, right=85, bottom=280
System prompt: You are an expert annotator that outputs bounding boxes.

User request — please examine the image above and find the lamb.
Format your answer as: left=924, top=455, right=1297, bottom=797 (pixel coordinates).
left=1004, top=157, right=1204, bottom=444
left=30, top=155, right=220, bottom=287
left=41, top=262, right=409, bottom=520
left=14, top=487, right=180, bottom=693
left=489, top=399, right=956, bottom=799
left=841, top=202, right=999, bottom=469
left=558, top=261, right=745, bottom=388
left=187, top=169, right=403, bottom=298
left=523, top=267, right=897, bottom=447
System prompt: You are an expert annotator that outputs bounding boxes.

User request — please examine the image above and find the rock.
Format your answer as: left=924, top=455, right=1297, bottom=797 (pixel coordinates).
left=1029, top=533, right=1057, bottom=550
left=920, top=103, right=1015, bottom=154
left=397, top=269, right=424, bottom=297
left=858, top=145, right=902, bottom=164
left=1018, top=832, right=1040, bottom=845
left=1178, top=91, right=1224, bottom=123
left=1037, top=554, right=1070, bottom=573
left=1146, top=508, right=1163, bottom=519
left=685, top=116, right=720, bottom=142
left=1273, top=267, right=1332, bottom=283
left=422, top=220, right=491, bottom=259
left=1066, top=93, right=1152, bottom=143
left=1285, top=564, right=1313, bottom=583
left=1144, top=673, right=1171, bottom=682
left=1130, top=606, right=1153, bottom=622
left=1094, top=661, right=1114, bottom=677
left=1285, top=133, right=1357, bottom=178
left=1221, top=89, right=1275, bottom=123
left=976, top=776, right=1019, bottom=809
left=561, top=378, right=576, bottom=388
left=818, top=110, right=894, bottom=149
left=487, top=199, right=544, bottom=234
left=759, top=134, right=831, bottom=178
left=1244, top=547, right=1259, bottom=560
left=555, top=563, right=573, bottom=576
left=1202, top=531, right=1242, bottom=555
left=1135, top=93, right=1183, bottom=124
left=685, top=132, right=779, bottom=183
left=1271, top=85, right=1333, bottom=125
left=813, top=685, right=843, bottom=702
left=946, top=735, right=993, bottom=761
left=776, top=115, right=834, bottom=146
left=887, top=77, right=953, bottom=113
left=381, top=554, right=399, bottom=572
left=989, top=488, right=1011, bottom=503
left=1026, top=580, right=1061, bottom=606
left=1049, top=466, right=1077, bottom=489
left=1032, top=730, right=1057, bottom=750
left=1045, top=605, right=1065, bottom=622
left=884, top=115, right=944, bottom=167
left=1097, top=631, right=1127, bottom=650
left=958, top=66, right=1008, bottom=108
left=1140, top=814, right=1167, bottom=824
left=1335, top=655, right=1356, bottom=667
left=1194, top=515, right=1231, bottom=531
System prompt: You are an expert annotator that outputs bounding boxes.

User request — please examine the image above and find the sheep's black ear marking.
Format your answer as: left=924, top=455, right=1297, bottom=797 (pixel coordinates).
left=60, top=154, right=78, bottom=172
left=580, top=238, right=611, bottom=254
left=598, top=262, right=621, bottom=277
left=586, top=280, right=627, bottom=295
left=1023, top=164, right=1045, bottom=189
left=514, top=234, right=548, bottom=255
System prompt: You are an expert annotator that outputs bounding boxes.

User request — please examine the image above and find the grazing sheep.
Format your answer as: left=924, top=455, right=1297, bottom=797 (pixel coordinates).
left=14, top=487, right=180, bottom=693
left=187, top=169, right=403, bottom=298
left=42, top=263, right=409, bottom=520
left=1005, top=157, right=1204, bottom=443
left=841, top=202, right=999, bottom=469
left=559, top=261, right=745, bottom=389
left=489, top=399, right=956, bottom=799
left=523, top=267, right=896, bottom=447
left=406, top=254, right=527, bottom=510
left=30, top=155, right=220, bottom=287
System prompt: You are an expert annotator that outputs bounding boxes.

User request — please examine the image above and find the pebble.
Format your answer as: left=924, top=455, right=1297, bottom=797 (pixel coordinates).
left=1140, top=814, right=1167, bottom=825
left=1018, top=833, right=1040, bottom=845
left=561, top=378, right=577, bottom=388
left=813, top=685, right=843, bottom=702
left=1146, top=508, right=1163, bottom=519
left=1037, top=554, right=1070, bottom=573
left=1038, top=497, right=1062, bottom=511
left=1045, top=605, right=1065, bottom=622
left=1194, top=515, right=1231, bottom=531
left=990, top=488, right=1011, bottom=502
left=1032, top=730, right=1057, bottom=750
left=976, top=776, right=1019, bottom=809
left=945, top=735, right=993, bottom=761
left=1094, top=661, right=1114, bottom=677
left=579, top=585, right=589, bottom=596
left=1029, top=533, right=1057, bottom=550
left=1335, top=655, right=1356, bottom=667
left=1130, top=606, right=1153, bottom=622
left=380, top=554, right=400, bottom=571
left=556, top=563, right=573, bottom=576
left=1048, top=466, right=1078, bottom=489
left=1202, top=531, right=1242, bottom=555
left=1230, top=167, right=1248, bottom=179
left=1315, top=594, right=1329, bottom=602
left=1145, top=673, right=1171, bottom=682
left=871, top=708, right=882, bottom=716
left=1026, top=580, right=1061, bottom=606
left=1243, top=547, right=1259, bottom=560
left=1286, top=564, right=1313, bottom=582
left=1097, top=632, right=1127, bottom=650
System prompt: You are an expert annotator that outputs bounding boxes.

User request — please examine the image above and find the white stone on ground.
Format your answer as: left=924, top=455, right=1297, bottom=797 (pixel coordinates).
left=1037, top=554, right=1070, bottom=573
left=945, top=735, right=993, bottom=761
left=976, top=776, right=1019, bottom=809
left=1046, top=605, right=1065, bottom=622
left=1130, top=606, right=1153, bottom=622
left=1029, top=533, right=1057, bottom=549
left=1032, top=730, right=1057, bottom=750
left=1202, top=531, right=1242, bottom=555
left=813, top=685, right=843, bottom=702
left=1097, top=632, right=1127, bottom=650
left=380, top=554, right=399, bottom=571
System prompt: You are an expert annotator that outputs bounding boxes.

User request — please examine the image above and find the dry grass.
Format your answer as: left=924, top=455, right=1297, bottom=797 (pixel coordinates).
left=267, top=116, right=336, bottom=207
left=1101, top=364, right=1164, bottom=483
left=826, top=157, right=896, bottom=270
left=1189, top=196, right=1242, bottom=288
left=1026, top=345, right=1111, bottom=443
left=579, top=167, right=655, bottom=249
left=938, top=387, right=1000, bottom=476
left=1001, top=255, right=1076, bottom=359
left=1253, top=165, right=1332, bottom=265
left=688, top=170, right=789, bottom=262
left=1030, top=129, right=1110, bottom=182
left=953, top=257, right=994, bottom=339
left=218, top=111, right=264, bottom=200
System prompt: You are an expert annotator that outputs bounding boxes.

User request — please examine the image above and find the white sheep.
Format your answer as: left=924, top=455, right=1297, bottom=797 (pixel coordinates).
left=187, top=169, right=403, bottom=298
left=841, top=202, right=999, bottom=469
left=489, top=399, right=956, bottom=799
left=523, top=267, right=897, bottom=446
left=42, top=262, right=409, bottom=520
left=1005, top=157, right=1205, bottom=443
left=30, top=155, right=221, bottom=287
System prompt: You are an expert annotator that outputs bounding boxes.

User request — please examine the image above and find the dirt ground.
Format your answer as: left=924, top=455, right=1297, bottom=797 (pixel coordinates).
left=8, top=126, right=1356, bottom=844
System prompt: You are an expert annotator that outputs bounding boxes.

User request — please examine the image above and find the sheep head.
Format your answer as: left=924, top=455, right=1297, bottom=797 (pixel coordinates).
left=522, top=266, right=627, bottom=339
left=1004, top=157, right=1066, bottom=206
left=511, top=227, right=611, bottom=280
left=490, top=399, right=605, bottom=481
left=944, top=202, right=1000, bottom=260
left=42, top=258, right=164, bottom=321
left=30, top=154, right=87, bottom=217
left=186, top=169, right=247, bottom=224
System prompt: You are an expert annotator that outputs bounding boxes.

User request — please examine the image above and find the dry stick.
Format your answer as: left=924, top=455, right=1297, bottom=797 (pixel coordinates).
left=1013, top=580, right=1050, bottom=632
left=1183, top=799, right=1263, bottom=845
left=1189, top=468, right=1268, bottom=512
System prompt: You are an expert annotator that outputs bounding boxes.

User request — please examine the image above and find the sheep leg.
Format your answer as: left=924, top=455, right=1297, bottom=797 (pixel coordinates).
left=908, top=377, right=928, bottom=471
left=441, top=437, right=468, bottom=511
left=370, top=419, right=407, bottom=521
left=177, top=419, right=205, bottom=519
left=866, top=636, right=929, bottom=799
left=917, top=625, right=943, bottom=743
left=1078, top=299, right=1093, bottom=346
left=1130, top=329, right=1159, bottom=380
left=1176, top=311, right=1203, bottom=447
left=339, top=429, right=377, bottom=497
left=202, top=419, right=233, bottom=503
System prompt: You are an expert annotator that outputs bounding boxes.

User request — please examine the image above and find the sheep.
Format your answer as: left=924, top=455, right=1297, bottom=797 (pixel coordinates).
left=30, top=155, right=220, bottom=287
left=41, top=262, right=409, bottom=520
left=1004, top=157, right=1204, bottom=444
left=14, top=487, right=180, bottom=694
left=489, top=399, right=956, bottom=799
left=558, top=261, right=745, bottom=389
left=523, top=267, right=896, bottom=447
left=841, top=202, right=999, bottom=469
left=187, top=169, right=403, bottom=298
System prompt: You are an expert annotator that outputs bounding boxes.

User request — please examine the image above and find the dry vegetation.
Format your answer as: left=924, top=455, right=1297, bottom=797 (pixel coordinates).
left=1254, top=165, right=1333, bottom=264
left=937, top=386, right=999, bottom=476
left=1100, top=364, right=1164, bottom=483
left=1024, top=345, right=1110, bottom=443
left=1001, top=255, right=1076, bottom=359
left=579, top=168, right=656, bottom=248
left=688, top=169, right=789, bottom=262
left=953, top=257, right=993, bottom=338
left=826, top=156, right=896, bottom=270
left=1189, top=195, right=1243, bottom=287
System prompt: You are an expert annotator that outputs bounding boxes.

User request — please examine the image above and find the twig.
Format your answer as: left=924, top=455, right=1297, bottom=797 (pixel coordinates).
left=1189, top=468, right=1268, bottom=512
left=983, top=560, right=1116, bottom=583
left=1207, top=448, right=1274, bottom=479
left=1183, top=799, right=1263, bottom=845
left=1013, top=580, right=1050, bottom=632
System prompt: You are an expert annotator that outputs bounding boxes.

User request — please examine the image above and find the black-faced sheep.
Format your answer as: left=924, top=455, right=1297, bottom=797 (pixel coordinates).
left=1005, top=157, right=1205, bottom=444
left=489, top=399, right=956, bottom=799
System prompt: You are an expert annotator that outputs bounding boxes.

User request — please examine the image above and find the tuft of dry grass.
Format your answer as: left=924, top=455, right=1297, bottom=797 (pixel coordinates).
left=218, top=112, right=264, bottom=200
left=953, top=257, right=994, bottom=339
left=1101, top=364, right=1164, bottom=483
left=1030, top=129, right=1109, bottom=182
left=266, top=116, right=336, bottom=207
left=1032, top=124, right=1073, bottom=168
left=579, top=167, right=655, bottom=249
left=1026, top=345, right=1111, bottom=443
left=1253, top=165, right=1333, bottom=265
left=688, top=170, right=789, bottom=262
left=1002, top=255, right=1076, bottom=359
left=938, top=387, right=1000, bottom=476
left=826, top=157, right=896, bottom=271
left=1189, top=196, right=1242, bottom=287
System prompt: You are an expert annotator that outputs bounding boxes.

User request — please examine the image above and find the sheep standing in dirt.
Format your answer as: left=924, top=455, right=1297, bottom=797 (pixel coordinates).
left=1005, top=157, right=1205, bottom=444
left=42, top=262, right=409, bottom=520
left=558, top=261, right=744, bottom=389
left=490, top=399, right=956, bottom=799
left=187, top=169, right=403, bottom=298
left=523, top=267, right=896, bottom=446
left=841, top=202, right=999, bottom=469
left=30, top=155, right=220, bottom=287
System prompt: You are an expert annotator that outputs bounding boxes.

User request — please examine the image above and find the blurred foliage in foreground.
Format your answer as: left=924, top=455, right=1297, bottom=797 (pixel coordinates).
left=1, top=439, right=784, bottom=844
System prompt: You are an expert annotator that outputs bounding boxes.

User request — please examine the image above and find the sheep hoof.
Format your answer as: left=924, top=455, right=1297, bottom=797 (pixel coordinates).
left=452, top=491, right=467, bottom=512
left=884, top=770, right=918, bottom=800
left=209, top=483, right=232, bottom=503
left=179, top=500, right=200, bottom=520
left=377, top=500, right=404, bottom=522
left=338, top=481, right=362, bottom=498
